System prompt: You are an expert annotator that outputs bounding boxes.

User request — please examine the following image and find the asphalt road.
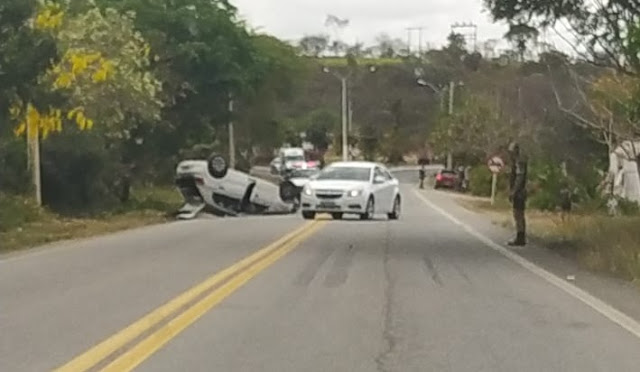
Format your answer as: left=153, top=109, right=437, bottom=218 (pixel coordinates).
left=2, top=185, right=640, bottom=371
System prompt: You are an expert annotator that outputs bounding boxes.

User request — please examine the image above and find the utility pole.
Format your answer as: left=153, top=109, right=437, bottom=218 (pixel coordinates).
left=406, top=27, right=427, bottom=56
left=27, top=124, right=42, bottom=206
left=228, top=95, right=236, bottom=169
left=341, top=77, right=348, bottom=162
left=447, top=81, right=455, bottom=169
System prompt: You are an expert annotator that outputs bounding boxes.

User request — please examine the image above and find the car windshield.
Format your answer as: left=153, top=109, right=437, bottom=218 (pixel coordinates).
left=284, top=155, right=305, bottom=162
left=316, top=167, right=371, bottom=182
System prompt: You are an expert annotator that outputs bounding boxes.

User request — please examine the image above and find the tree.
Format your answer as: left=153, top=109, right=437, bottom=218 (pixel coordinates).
left=373, top=33, right=406, bottom=58
left=447, top=32, right=467, bottom=52
left=504, top=24, right=539, bottom=62
left=305, top=109, right=337, bottom=153
left=96, top=0, right=270, bottom=172
left=298, top=35, right=329, bottom=57
left=430, top=94, right=515, bottom=163
left=234, top=34, right=309, bottom=158
left=484, top=0, right=640, bottom=75
left=550, top=65, right=639, bottom=154
left=7, top=2, right=163, bottom=205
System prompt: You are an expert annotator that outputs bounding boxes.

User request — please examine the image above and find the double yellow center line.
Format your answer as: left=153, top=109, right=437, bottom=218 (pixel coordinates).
left=55, top=220, right=326, bottom=372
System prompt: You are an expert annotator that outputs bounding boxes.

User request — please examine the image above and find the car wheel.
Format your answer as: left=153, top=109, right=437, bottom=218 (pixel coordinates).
left=302, top=211, right=316, bottom=220
left=388, top=196, right=401, bottom=220
left=360, top=197, right=374, bottom=220
left=207, top=153, right=228, bottom=179
left=331, top=212, right=343, bottom=220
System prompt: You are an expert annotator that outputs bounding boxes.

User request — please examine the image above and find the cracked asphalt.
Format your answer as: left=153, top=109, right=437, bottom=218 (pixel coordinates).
left=3, top=183, right=640, bottom=371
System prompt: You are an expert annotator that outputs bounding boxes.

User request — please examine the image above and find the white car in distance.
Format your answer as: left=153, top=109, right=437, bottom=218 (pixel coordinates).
left=300, top=162, right=401, bottom=220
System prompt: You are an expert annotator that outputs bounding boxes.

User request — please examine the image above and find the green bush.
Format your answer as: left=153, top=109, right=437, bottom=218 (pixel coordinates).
left=0, top=136, right=30, bottom=194
left=527, top=161, right=565, bottom=211
left=468, top=166, right=507, bottom=197
left=0, top=193, right=46, bottom=232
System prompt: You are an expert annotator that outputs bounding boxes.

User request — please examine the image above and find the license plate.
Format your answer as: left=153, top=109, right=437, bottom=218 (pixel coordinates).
left=318, top=202, right=338, bottom=209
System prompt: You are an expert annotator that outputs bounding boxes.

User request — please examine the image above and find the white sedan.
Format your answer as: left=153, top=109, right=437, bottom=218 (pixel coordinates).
left=300, top=162, right=401, bottom=220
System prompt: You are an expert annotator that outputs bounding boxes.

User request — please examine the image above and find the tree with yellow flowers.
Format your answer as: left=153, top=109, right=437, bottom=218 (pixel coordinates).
left=9, top=1, right=162, bottom=204
left=13, top=2, right=162, bottom=139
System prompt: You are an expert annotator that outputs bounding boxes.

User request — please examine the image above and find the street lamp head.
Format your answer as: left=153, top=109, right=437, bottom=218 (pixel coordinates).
left=322, top=66, right=330, bottom=73
left=368, top=65, right=377, bottom=73
left=417, top=78, right=427, bottom=86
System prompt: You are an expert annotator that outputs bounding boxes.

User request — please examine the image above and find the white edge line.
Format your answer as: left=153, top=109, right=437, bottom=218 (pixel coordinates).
left=413, top=189, right=640, bottom=340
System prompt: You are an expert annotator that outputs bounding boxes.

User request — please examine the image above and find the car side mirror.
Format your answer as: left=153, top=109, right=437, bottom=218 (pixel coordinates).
left=374, top=175, right=386, bottom=184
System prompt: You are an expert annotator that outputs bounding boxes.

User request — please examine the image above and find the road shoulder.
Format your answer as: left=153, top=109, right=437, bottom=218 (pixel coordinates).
left=417, top=188, right=640, bottom=330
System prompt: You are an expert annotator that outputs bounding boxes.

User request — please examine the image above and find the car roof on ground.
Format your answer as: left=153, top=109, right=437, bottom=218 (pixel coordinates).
left=328, top=161, right=380, bottom=169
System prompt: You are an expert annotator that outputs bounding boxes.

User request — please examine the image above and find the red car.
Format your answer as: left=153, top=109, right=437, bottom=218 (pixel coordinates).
left=434, top=169, right=459, bottom=189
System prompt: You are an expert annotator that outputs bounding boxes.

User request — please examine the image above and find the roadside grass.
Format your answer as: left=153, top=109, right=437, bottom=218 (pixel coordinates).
left=460, top=199, right=640, bottom=284
left=0, top=186, right=182, bottom=253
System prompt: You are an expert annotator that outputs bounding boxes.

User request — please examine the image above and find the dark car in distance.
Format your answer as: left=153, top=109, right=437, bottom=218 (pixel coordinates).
left=434, top=169, right=459, bottom=189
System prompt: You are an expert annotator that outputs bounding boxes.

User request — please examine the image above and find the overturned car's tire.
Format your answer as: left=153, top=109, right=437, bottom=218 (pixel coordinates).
left=279, top=180, right=299, bottom=203
left=207, top=153, right=228, bottom=179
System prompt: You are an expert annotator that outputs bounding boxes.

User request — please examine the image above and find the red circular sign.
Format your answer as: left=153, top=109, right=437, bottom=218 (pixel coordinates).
left=488, top=156, right=504, bottom=174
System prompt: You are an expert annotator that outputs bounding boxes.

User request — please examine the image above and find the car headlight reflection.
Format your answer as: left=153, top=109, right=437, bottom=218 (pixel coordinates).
left=347, top=189, right=363, bottom=197
left=303, top=186, right=313, bottom=196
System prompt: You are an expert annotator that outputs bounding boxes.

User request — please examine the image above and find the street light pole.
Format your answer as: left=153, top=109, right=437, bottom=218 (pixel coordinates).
left=324, top=65, right=377, bottom=162
left=341, top=77, right=348, bottom=162
left=447, top=81, right=455, bottom=169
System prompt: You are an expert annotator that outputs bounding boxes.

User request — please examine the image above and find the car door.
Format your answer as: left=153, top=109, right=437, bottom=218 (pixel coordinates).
left=372, top=167, right=392, bottom=213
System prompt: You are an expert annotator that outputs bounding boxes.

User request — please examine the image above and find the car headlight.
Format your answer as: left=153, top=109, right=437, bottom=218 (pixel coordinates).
left=347, top=189, right=363, bottom=197
left=303, top=186, right=313, bottom=196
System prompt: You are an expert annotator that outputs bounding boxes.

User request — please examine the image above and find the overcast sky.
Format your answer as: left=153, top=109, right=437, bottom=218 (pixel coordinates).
left=231, top=0, right=518, bottom=51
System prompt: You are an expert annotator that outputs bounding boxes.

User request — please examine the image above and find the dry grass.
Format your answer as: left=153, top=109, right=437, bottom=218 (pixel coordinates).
left=0, top=186, right=181, bottom=253
left=0, top=211, right=169, bottom=252
left=460, top=199, right=640, bottom=284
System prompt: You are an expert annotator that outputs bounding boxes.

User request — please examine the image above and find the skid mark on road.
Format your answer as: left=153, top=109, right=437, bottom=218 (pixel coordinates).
left=451, top=261, right=473, bottom=286
left=422, top=254, right=443, bottom=287
left=294, top=245, right=337, bottom=287
left=324, top=244, right=356, bottom=288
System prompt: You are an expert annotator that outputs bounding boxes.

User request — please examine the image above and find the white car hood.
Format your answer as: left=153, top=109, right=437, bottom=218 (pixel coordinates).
left=307, top=180, right=368, bottom=191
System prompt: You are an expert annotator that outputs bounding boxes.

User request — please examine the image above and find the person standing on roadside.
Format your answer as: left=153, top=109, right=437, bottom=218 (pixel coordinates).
left=508, top=142, right=528, bottom=246
left=419, top=164, right=426, bottom=189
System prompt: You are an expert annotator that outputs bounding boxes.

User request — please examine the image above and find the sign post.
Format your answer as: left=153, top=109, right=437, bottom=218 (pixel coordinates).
left=487, top=156, right=504, bottom=206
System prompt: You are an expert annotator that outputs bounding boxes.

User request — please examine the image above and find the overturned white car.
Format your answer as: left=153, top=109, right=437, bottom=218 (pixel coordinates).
left=175, top=154, right=301, bottom=219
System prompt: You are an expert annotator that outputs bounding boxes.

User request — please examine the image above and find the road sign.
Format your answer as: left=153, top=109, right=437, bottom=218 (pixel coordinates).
left=488, top=156, right=504, bottom=174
